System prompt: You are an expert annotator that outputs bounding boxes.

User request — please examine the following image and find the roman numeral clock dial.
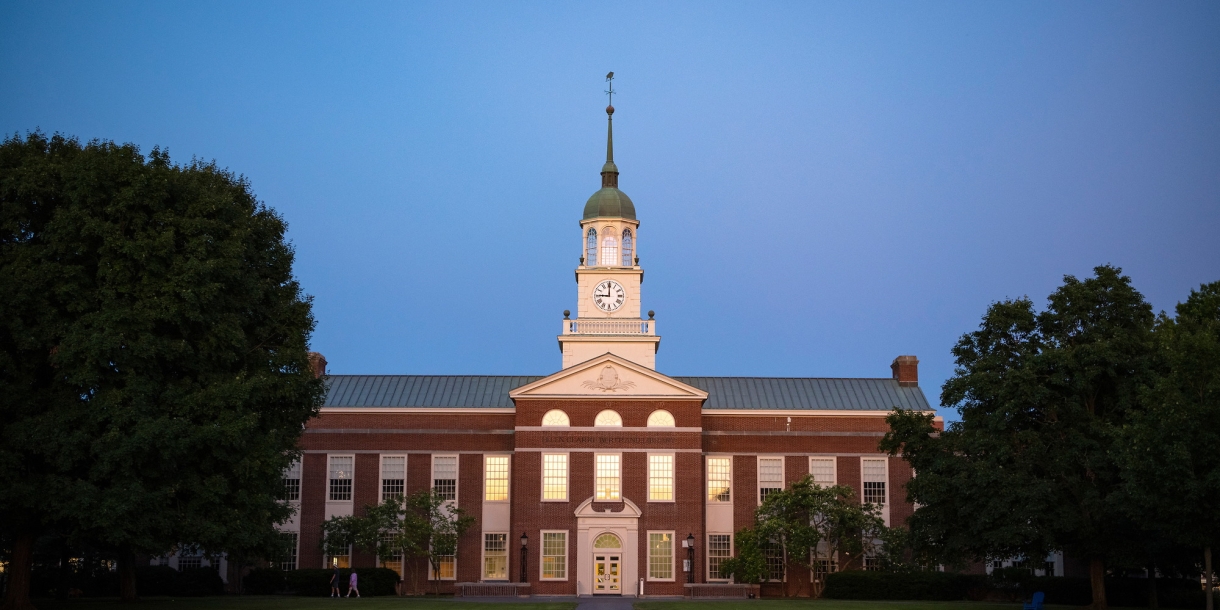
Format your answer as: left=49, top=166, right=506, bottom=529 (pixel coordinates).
left=592, top=280, right=626, bottom=312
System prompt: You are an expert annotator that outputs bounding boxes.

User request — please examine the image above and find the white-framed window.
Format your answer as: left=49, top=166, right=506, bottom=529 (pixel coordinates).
left=328, top=455, right=353, bottom=502
left=430, top=552, right=456, bottom=580
left=621, top=229, right=634, bottom=266
left=600, top=234, right=618, bottom=267
left=542, top=453, right=568, bottom=501
left=485, top=455, right=510, bottom=502
left=586, top=228, right=597, bottom=265
left=541, top=409, right=570, bottom=426
left=762, top=540, right=785, bottom=582
left=483, top=533, right=508, bottom=580
left=282, top=460, right=301, bottom=501
left=179, top=553, right=202, bottom=571
left=863, top=556, right=880, bottom=571
left=381, top=455, right=406, bottom=502
left=378, top=532, right=402, bottom=574
left=862, top=458, right=887, bottom=507
left=758, top=457, right=784, bottom=504
left=809, top=457, right=836, bottom=487
left=432, top=455, right=458, bottom=502
left=648, top=454, right=674, bottom=502
left=541, top=531, right=568, bottom=580
left=707, top=534, right=732, bottom=581
left=707, top=456, right=731, bottom=502
left=813, top=554, right=838, bottom=582
left=279, top=532, right=299, bottom=571
left=646, top=409, right=675, bottom=427
left=595, top=454, right=621, bottom=500
left=647, top=532, right=674, bottom=581
left=594, top=410, right=622, bottom=427
left=325, top=546, right=351, bottom=569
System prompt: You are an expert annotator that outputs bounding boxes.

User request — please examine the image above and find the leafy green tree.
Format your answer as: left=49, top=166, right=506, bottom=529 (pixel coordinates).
left=881, top=265, right=1156, bottom=610
left=0, top=133, right=323, bottom=609
left=1120, top=281, right=1220, bottom=610
left=717, top=528, right=769, bottom=586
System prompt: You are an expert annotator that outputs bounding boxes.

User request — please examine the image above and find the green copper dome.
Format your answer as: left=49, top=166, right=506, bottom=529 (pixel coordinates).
left=584, top=186, right=636, bottom=220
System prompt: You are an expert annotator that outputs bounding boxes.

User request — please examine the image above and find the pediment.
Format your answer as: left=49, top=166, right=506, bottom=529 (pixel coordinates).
left=573, top=496, right=642, bottom=518
left=508, top=353, right=708, bottom=400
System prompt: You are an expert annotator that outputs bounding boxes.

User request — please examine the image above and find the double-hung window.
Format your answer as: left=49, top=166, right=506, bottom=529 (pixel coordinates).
left=762, top=540, right=785, bottom=582
left=542, top=454, right=568, bottom=501
left=483, top=533, right=508, bottom=580
left=707, top=534, right=732, bottom=581
left=329, top=456, right=353, bottom=501
left=433, top=455, right=458, bottom=502
left=431, top=553, right=456, bottom=580
left=758, top=457, right=783, bottom=504
left=595, top=454, right=620, bottom=501
left=647, top=532, right=674, bottom=581
left=541, top=531, right=567, bottom=580
left=810, top=457, right=835, bottom=487
left=282, top=460, right=301, bottom=501
left=279, top=532, right=298, bottom=571
left=862, top=458, right=887, bottom=507
left=707, top=456, right=731, bottom=502
left=381, top=455, right=405, bottom=501
left=379, top=532, right=402, bottom=573
left=485, top=456, right=509, bottom=502
left=648, top=454, right=674, bottom=501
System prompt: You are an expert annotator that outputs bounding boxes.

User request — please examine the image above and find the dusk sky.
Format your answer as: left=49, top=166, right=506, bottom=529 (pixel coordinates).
left=3, top=2, right=1218, bottom=420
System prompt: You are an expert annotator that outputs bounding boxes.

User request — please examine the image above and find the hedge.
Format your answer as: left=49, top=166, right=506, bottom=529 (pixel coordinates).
left=28, top=565, right=224, bottom=598
left=281, top=568, right=400, bottom=596
left=823, top=570, right=1206, bottom=609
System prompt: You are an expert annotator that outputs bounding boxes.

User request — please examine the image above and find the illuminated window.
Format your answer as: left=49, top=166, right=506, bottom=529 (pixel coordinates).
left=542, top=454, right=568, bottom=501
left=586, top=228, right=597, bottom=265
left=483, top=533, right=508, bottom=580
left=279, top=532, right=298, bottom=571
left=646, top=410, right=675, bottom=427
left=594, top=533, right=621, bottom=548
left=433, top=455, right=457, bottom=501
left=595, top=454, right=620, bottom=500
left=485, top=456, right=509, bottom=501
left=430, top=553, right=455, bottom=580
left=648, top=454, right=674, bottom=501
left=325, top=547, right=351, bottom=569
left=379, top=533, right=402, bottom=574
left=862, top=458, right=886, bottom=507
left=810, top=458, right=835, bottom=487
left=541, top=531, right=567, bottom=580
left=329, top=455, right=353, bottom=501
left=708, top=534, right=731, bottom=581
left=621, top=229, right=633, bottom=265
left=648, top=532, right=674, bottom=580
left=282, top=460, right=301, bottom=501
left=600, top=235, right=618, bottom=267
left=381, top=455, right=405, bottom=501
left=541, top=409, right=570, bottom=426
left=758, top=457, right=783, bottom=503
left=707, top=457, right=731, bottom=502
left=594, top=410, right=622, bottom=427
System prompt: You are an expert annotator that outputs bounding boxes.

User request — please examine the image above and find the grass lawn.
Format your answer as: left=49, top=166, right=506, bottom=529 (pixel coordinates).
left=32, top=597, right=577, bottom=610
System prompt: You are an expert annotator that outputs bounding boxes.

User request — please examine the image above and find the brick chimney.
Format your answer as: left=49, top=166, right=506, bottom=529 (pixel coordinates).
left=891, top=355, right=918, bottom=387
left=307, top=352, right=328, bottom=379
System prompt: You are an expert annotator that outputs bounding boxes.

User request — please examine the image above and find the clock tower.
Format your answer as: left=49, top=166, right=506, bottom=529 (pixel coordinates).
left=557, top=98, right=660, bottom=369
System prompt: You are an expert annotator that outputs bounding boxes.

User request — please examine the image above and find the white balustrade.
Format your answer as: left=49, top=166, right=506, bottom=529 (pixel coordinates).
left=561, top=318, right=655, bottom=335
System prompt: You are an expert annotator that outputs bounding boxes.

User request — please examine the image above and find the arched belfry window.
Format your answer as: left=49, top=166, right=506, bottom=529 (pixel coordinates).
left=600, top=235, right=618, bottom=268
left=621, top=229, right=633, bottom=266
left=647, top=410, right=675, bottom=427
left=541, top=409, right=570, bottom=427
left=586, top=228, right=597, bottom=265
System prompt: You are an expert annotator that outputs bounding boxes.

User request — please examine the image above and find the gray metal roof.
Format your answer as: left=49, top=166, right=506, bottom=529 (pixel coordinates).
left=673, top=377, right=931, bottom=411
left=323, top=374, right=930, bottom=411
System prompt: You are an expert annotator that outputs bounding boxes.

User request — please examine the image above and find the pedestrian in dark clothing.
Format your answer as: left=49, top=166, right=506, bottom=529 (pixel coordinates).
left=330, top=563, right=341, bottom=598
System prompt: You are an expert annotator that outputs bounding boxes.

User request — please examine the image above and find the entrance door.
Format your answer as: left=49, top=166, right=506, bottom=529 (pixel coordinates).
left=593, top=554, right=621, bottom=594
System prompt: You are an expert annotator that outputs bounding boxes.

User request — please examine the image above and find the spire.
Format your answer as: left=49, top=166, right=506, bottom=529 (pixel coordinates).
left=601, top=72, right=619, bottom=188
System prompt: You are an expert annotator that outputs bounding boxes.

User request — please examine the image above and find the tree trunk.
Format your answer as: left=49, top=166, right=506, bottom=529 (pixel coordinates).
left=57, top=541, right=71, bottom=600
left=1206, top=546, right=1213, bottom=610
left=1089, top=557, right=1108, bottom=610
left=117, top=547, right=137, bottom=602
left=1147, top=563, right=1158, bottom=609
left=0, top=532, right=37, bottom=610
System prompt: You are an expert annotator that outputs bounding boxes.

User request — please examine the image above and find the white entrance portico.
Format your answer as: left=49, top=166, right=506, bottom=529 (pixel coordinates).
left=574, top=497, right=641, bottom=596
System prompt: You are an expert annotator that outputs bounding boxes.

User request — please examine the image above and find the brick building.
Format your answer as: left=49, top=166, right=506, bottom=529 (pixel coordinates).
left=280, top=102, right=940, bottom=597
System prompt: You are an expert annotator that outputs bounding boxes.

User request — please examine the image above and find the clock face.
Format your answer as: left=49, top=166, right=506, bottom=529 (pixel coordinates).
left=592, top=280, right=626, bottom=312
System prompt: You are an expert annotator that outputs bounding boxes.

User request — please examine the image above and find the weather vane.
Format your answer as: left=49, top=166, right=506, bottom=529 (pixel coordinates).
left=605, top=72, right=615, bottom=107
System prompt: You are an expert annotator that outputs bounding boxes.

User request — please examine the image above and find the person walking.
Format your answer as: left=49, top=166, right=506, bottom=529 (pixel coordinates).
left=329, top=562, right=341, bottom=598
left=346, top=570, right=360, bottom=598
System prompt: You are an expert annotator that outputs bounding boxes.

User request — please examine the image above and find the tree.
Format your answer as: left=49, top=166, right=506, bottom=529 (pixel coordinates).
left=0, top=133, right=323, bottom=609
left=1120, top=281, right=1220, bottom=610
left=881, top=265, right=1156, bottom=610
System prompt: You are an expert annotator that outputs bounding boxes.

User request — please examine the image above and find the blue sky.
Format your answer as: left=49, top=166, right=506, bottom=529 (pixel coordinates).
left=3, top=1, right=1218, bottom=419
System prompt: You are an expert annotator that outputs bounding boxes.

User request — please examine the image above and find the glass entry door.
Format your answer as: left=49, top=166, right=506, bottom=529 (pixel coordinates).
left=593, top=554, right=621, bottom=594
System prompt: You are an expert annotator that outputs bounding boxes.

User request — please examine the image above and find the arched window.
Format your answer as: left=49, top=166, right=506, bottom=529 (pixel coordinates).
left=594, top=410, right=622, bottom=427
left=541, top=409, right=570, bottom=427
left=594, top=533, right=622, bottom=548
left=621, top=229, right=633, bottom=266
left=586, top=228, right=597, bottom=265
left=600, top=235, right=618, bottom=267
left=646, top=410, right=675, bottom=427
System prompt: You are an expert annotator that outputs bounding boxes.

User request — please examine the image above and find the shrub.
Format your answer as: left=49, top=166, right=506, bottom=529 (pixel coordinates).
left=176, top=567, right=225, bottom=596
left=283, top=568, right=400, bottom=596
left=823, top=570, right=984, bottom=601
left=243, top=567, right=287, bottom=594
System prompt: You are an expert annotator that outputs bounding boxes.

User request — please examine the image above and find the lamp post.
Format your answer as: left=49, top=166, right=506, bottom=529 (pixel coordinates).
left=520, top=532, right=529, bottom=583
left=686, top=533, right=695, bottom=584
